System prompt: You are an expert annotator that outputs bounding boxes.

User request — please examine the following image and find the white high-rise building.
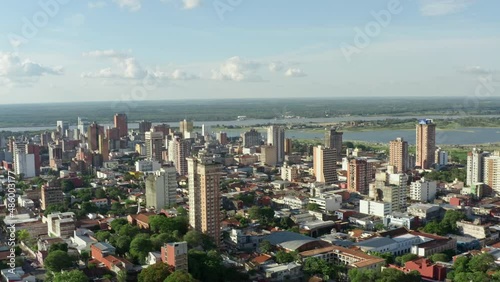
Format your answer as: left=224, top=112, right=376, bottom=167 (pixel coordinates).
left=484, top=155, right=500, bottom=195
left=145, top=131, right=164, bottom=162
left=267, top=125, right=285, bottom=164
left=313, top=145, right=337, bottom=185
left=145, top=166, right=178, bottom=211
left=410, top=178, right=437, bottom=202
left=466, top=148, right=490, bottom=186
left=13, top=142, right=35, bottom=178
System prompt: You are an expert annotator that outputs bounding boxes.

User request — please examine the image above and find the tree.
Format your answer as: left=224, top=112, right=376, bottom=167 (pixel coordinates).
left=61, top=179, right=75, bottom=192
left=44, top=250, right=73, bottom=272
left=183, top=230, right=215, bottom=250
left=17, top=229, right=30, bottom=242
left=81, top=202, right=99, bottom=214
left=95, top=231, right=111, bottom=242
left=259, top=240, right=272, bottom=253
left=379, top=268, right=406, bottom=282
left=176, top=206, right=188, bottom=216
left=95, top=188, right=106, bottom=198
left=49, top=243, right=68, bottom=253
left=275, top=250, right=298, bottom=264
left=119, top=224, right=140, bottom=237
left=117, top=270, right=127, bottom=282
left=138, top=263, right=172, bottom=282
left=398, top=253, right=418, bottom=265
left=129, top=234, right=153, bottom=264
left=44, top=203, right=67, bottom=214
left=164, top=270, right=195, bottom=282
left=348, top=269, right=381, bottom=282
left=151, top=233, right=176, bottom=250
left=80, top=250, right=90, bottom=266
left=370, top=251, right=394, bottom=265
left=248, top=206, right=260, bottom=220
left=307, top=203, right=320, bottom=211
left=110, top=218, right=128, bottom=232
left=430, top=253, right=450, bottom=263
left=468, top=253, right=495, bottom=273
left=53, top=270, right=88, bottom=282
left=303, top=257, right=336, bottom=280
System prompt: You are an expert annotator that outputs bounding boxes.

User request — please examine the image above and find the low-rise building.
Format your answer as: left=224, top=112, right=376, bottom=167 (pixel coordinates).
left=359, top=200, right=391, bottom=217
left=46, top=212, right=76, bottom=238
left=261, top=262, right=302, bottom=282
left=309, top=194, right=342, bottom=213
left=299, top=245, right=385, bottom=271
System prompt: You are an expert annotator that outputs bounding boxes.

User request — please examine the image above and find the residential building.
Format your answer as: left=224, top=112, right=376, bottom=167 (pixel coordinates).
left=77, top=117, right=88, bottom=137
left=456, top=220, right=490, bottom=239
left=348, top=158, right=373, bottom=194
left=145, top=166, right=178, bottom=211
left=359, top=200, right=391, bottom=217
left=91, top=242, right=133, bottom=273
left=389, top=137, right=408, bottom=172
left=242, top=129, right=262, bottom=148
left=484, top=156, right=500, bottom=195
left=88, top=122, right=104, bottom=151
left=435, top=148, right=448, bottom=166
left=402, top=258, right=447, bottom=281
left=308, top=195, right=342, bottom=212
left=407, top=203, right=441, bottom=222
left=383, top=213, right=414, bottom=229
left=313, top=145, right=337, bottom=185
left=283, top=195, right=308, bottom=209
left=324, top=127, right=343, bottom=160
left=46, top=212, right=75, bottom=238
left=267, top=125, right=285, bottom=164
left=299, top=245, right=385, bottom=271
left=466, top=148, right=490, bottom=186
left=284, top=138, right=292, bottom=155
left=261, top=262, right=302, bottom=282
left=261, top=145, right=277, bottom=166
left=40, top=184, right=63, bottom=211
left=188, top=156, right=222, bottom=245
left=56, top=120, right=69, bottom=137
left=372, top=172, right=408, bottom=212
left=113, top=113, right=128, bottom=138
left=161, top=242, right=188, bottom=271
left=410, top=178, right=437, bottom=202
left=135, top=159, right=161, bottom=172
left=416, top=119, right=436, bottom=169
left=216, top=132, right=228, bottom=145
left=145, top=130, right=164, bottom=162
left=179, top=119, right=193, bottom=136
left=138, top=120, right=152, bottom=134
left=281, top=163, right=299, bottom=182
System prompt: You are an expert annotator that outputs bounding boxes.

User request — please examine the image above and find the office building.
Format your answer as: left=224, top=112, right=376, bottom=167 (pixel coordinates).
left=416, top=119, right=436, bottom=169
left=313, top=145, right=337, bottom=185
left=347, top=158, right=373, bottom=194
left=372, top=172, right=408, bottom=212
left=242, top=129, right=262, bottom=147
left=171, top=137, right=191, bottom=175
left=359, top=200, right=391, bottom=217
left=77, top=117, right=88, bottom=137
left=56, top=121, right=69, bottom=137
left=261, top=145, right=277, bottom=167
left=47, top=212, right=75, bottom=238
left=161, top=242, right=188, bottom=271
left=113, top=113, right=128, bottom=138
left=281, top=163, right=299, bottom=182
left=216, top=132, right=228, bottom=145
left=146, top=166, right=178, bottom=211
left=325, top=127, right=343, bottom=160
left=284, top=138, right=292, bottom=155
left=188, top=157, right=222, bottom=245
left=179, top=119, right=194, bottom=136
left=41, top=184, right=64, bottom=211
left=138, top=120, right=152, bottom=134
left=88, top=122, right=104, bottom=151
left=389, top=137, right=408, bottom=173
left=484, top=156, right=500, bottom=195
left=466, top=148, right=490, bottom=186
left=436, top=149, right=448, bottom=166
left=145, top=131, right=164, bottom=162
left=409, top=178, right=437, bottom=203
left=267, top=125, right=285, bottom=164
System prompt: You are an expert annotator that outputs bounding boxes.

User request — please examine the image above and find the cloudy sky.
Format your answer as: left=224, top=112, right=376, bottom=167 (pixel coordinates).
left=0, top=0, right=499, bottom=104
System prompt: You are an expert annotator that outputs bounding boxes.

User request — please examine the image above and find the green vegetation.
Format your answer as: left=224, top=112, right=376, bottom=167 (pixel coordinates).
left=138, top=262, right=172, bottom=282
left=447, top=253, right=500, bottom=282
left=51, top=270, right=88, bottom=282
left=421, top=210, right=467, bottom=235
left=307, top=203, right=320, bottom=211
left=44, top=250, right=74, bottom=272
left=275, top=250, right=299, bottom=264
left=348, top=268, right=421, bottom=282
left=423, top=167, right=467, bottom=183
left=248, top=206, right=275, bottom=224
left=303, top=257, right=345, bottom=281
left=188, top=249, right=249, bottom=282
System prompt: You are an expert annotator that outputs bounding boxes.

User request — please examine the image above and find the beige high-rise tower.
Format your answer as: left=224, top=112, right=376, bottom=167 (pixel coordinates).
left=389, top=137, right=409, bottom=172
left=313, top=145, right=337, bottom=185
left=188, top=157, right=222, bottom=246
left=325, top=127, right=343, bottom=160
left=416, top=119, right=436, bottom=169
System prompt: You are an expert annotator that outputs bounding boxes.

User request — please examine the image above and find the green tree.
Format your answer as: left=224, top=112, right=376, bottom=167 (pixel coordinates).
left=138, top=263, right=172, bottom=282
left=275, top=250, right=298, bottom=264
left=95, top=188, right=106, bottom=198
left=164, top=270, right=195, bottom=282
left=348, top=269, right=381, bottom=282
left=119, top=224, right=140, bottom=238
left=303, top=257, right=336, bottom=280
left=44, top=250, right=73, bottom=272
left=259, top=240, right=272, bottom=253
left=117, top=270, right=127, bottom=282
left=110, top=218, right=128, bottom=232
left=61, top=179, right=75, bottom=193
left=48, top=243, right=68, bottom=253
left=307, top=203, right=320, bottom=211
left=80, top=250, right=90, bottom=267
left=53, top=270, right=88, bottom=282
left=398, top=253, right=418, bottom=265
left=379, top=268, right=406, bottom=282
left=469, top=253, right=495, bottom=273
left=95, top=231, right=111, bottom=242
left=17, top=229, right=30, bottom=242
left=130, top=234, right=153, bottom=264
left=429, top=253, right=450, bottom=263
left=183, top=230, right=215, bottom=250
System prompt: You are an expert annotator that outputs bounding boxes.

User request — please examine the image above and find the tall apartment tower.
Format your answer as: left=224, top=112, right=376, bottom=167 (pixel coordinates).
left=484, top=156, right=500, bottom=195
left=113, top=113, right=128, bottom=138
left=260, top=145, right=277, bottom=167
left=174, top=138, right=191, bottom=175
left=13, top=142, right=35, bottom=178
left=313, top=145, right=337, bottom=185
left=179, top=120, right=194, bottom=136
left=242, top=129, right=262, bottom=148
left=88, top=122, right=104, bottom=151
left=347, top=158, right=373, bottom=195
left=56, top=121, right=69, bottom=137
left=284, top=138, right=292, bottom=155
left=145, top=131, right=164, bottom=162
left=325, top=127, right=343, bottom=160
left=267, top=125, right=285, bottom=164
left=216, top=132, right=228, bottom=145
left=161, top=242, right=188, bottom=271
left=389, top=137, right=409, bottom=173
left=138, top=120, right=153, bottom=134
left=41, top=183, right=64, bottom=211
left=77, top=117, right=88, bottom=137
left=187, top=157, right=222, bottom=246
left=145, top=166, right=178, bottom=211
left=466, top=148, right=490, bottom=186
left=416, top=119, right=436, bottom=169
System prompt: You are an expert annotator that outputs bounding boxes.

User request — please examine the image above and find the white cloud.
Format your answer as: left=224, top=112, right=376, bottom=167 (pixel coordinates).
left=457, top=66, right=496, bottom=75
left=0, top=53, right=63, bottom=86
left=285, top=68, right=307, bottom=77
left=269, top=61, right=285, bottom=72
left=113, top=0, right=142, bottom=11
left=153, top=69, right=199, bottom=80
left=88, top=1, right=107, bottom=8
left=419, top=0, right=476, bottom=16
left=182, top=0, right=201, bottom=9
left=82, top=49, right=132, bottom=59
left=211, top=56, right=263, bottom=81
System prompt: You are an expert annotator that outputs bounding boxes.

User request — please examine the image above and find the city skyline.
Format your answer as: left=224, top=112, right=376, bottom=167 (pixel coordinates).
left=1, top=1, right=499, bottom=103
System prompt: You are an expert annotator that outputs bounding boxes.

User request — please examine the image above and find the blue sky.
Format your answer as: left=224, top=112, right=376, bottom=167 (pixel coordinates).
left=0, top=0, right=499, bottom=103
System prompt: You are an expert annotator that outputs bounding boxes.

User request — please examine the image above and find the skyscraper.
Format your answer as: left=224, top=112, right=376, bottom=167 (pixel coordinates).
left=260, top=145, right=277, bottom=167
left=484, top=155, right=500, bottom=195
left=77, top=117, right=88, bottom=137
left=416, top=119, right=436, bottom=169
left=267, top=125, right=285, bottom=164
left=114, top=113, right=128, bottom=138
left=347, top=158, right=373, bottom=194
left=313, top=145, right=337, bottom=185
left=389, top=137, right=409, bottom=173
left=216, top=132, right=228, bottom=145
left=466, top=148, right=490, bottom=186
left=174, top=138, right=191, bottom=175
left=138, top=120, right=153, bottom=134
left=179, top=119, right=194, bottom=136
left=325, top=127, right=343, bottom=160
left=145, top=166, right=178, bottom=211
left=242, top=129, right=262, bottom=148
left=56, top=121, right=69, bottom=137
left=145, top=131, right=164, bottom=162
left=88, top=122, right=104, bottom=151
left=284, top=138, right=292, bottom=155
left=188, top=157, right=222, bottom=246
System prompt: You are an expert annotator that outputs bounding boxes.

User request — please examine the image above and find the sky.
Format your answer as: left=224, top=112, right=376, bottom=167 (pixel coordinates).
left=0, top=0, right=499, bottom=104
